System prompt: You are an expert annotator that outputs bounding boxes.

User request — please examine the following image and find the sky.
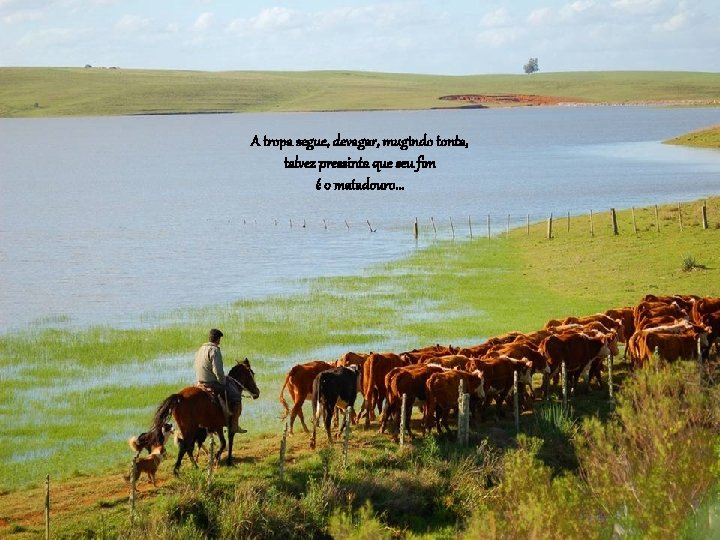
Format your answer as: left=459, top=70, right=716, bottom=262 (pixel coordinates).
left=0, top=0, right=717, bottom=75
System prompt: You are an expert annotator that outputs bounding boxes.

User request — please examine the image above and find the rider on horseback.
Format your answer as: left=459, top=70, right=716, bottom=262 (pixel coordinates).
left=193, top=328, right=247, bottom=435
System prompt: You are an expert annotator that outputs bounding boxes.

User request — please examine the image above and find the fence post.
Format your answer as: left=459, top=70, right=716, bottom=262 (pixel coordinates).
left=457, top=379, right=470, bottom=446
left=562, top=361, right=568, bottom=410
left=567, top=211, right=570, bottom=233
left=399, top=393, right=407, bottom=448
left=413, top=217, right=418, bottom=239
left=611, top=208, right=619, bottom=235
left=547, top=213, right=553, bottom=239
left=506, top=214, right=510, bottom=238
left=702, top=202, right=709, bottom=230
left=655, top=205, right=660, bottom=233
left=487, top=214, right=491, bottom=239
left=342, top=406, right=352, bottom=468
left=468, top=216, right=473, bottom=239
left=45, top=475, right=50, bottom=540
left=513, top=370, right=520, bottom=433
left=608, top=355, right=614, bottom=401
left=431, top=216, right=437, bottom=238
left=526, top=213, right=530, bottom=236
left=698, top=338, right=705, bottom=387
left=632, top=207, right=637, bottom=235
left=278, top=421, right=288, bottom=481
left=129, top=457, right=137, bottom=524
left=678, top=203, right=683, bottom=231
left=590, top=209, right=594, bottom=237
left=450, top=217, right=455, bottom=240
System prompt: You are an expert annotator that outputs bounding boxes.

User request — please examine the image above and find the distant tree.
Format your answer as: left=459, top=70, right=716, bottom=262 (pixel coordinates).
left=523, top=58, right=539, bottom=74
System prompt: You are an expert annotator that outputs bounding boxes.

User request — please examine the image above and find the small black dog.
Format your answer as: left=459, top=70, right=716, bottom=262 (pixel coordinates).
left=128, top=422, right=174, bottom=454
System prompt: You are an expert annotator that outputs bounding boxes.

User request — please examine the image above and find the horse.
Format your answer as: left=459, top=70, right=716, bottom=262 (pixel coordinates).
left=150, top=358, right=260, bottom=474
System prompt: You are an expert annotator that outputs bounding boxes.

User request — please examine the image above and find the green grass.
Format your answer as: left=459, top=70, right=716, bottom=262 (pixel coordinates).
left=665, top=124, right=720, bottom=149
left=1, top=198, right=719, bottom=492
left=1, top=68, right=720, bottom=117
left=2, top=198, right=720, bottom=538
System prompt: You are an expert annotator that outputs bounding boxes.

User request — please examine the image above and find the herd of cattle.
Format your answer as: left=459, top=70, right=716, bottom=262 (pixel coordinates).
left=279, top=294, right=720, bottom=447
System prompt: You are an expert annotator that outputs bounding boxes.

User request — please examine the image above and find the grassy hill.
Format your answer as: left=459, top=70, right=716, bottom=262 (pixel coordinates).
left=1, top=68, right=719, bottom=117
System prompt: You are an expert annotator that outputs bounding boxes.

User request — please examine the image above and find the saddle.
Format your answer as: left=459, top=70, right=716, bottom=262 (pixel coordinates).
left=195, top=382, right=231, bottom=418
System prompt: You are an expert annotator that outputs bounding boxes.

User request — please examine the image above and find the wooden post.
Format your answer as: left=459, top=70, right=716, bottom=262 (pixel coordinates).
left=506, top=214, right=510, bottom=238
left=702, top=202, right=709, bottom=230
left=561, top=361, right=568, bottom=410
left=278, top=421, right=289, bottom=481
left=608, top=355, right=614, bottom=401
left=698, top=338, right=705, bottom=387
left=399, top=393, right=407, bottom=448
left=678, top=203, right=683, bottom=231
left=590, top=209, right=594, bottom=237
left=450, top=217, right=455, bottom=240
left=486, top=214, right=491, bottom=239
left=655, top=205, right=660, bottom=233
left=129, top=457, right=137, bottom=524
left=566, top=211, right=570, bottom=233
left=457, top=379, right=468, bottom=445
left=431, top=217, right=437, bottom=238
left=631, top=207, right=637, bottom=235
left=468, top=216, right=473, bottom=240
left=547, top=213, right=553, bottom=240
left=611, top=208, right=619, bottom=235
left=45, top=475, right=50, bottom=540
left=413, top=217, right=419, bottom=239
left=342, top=406, right=352, bottom=468
left=513, top=370, right=520, bottom=433
left=526, top=213, right=530, bottom=236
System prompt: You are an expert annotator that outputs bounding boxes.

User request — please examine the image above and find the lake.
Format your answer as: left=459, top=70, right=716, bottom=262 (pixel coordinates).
left=2, top=106, right=720, bottom=333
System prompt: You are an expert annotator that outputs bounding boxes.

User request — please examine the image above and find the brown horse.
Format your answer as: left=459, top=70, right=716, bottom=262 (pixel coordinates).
left=151, top=358, right=260, bottom=474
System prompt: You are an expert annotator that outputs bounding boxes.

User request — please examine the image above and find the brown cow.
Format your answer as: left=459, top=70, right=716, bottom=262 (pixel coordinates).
left=605, top=307, right=635, bottom=344
left=337, top=351, right=369, bottom=368
left=539, top=332, right=613, bottom=397
left=469, top=356, right=533, bottom=419
left=692, top=296, right=720, bottom=322
left=380, top=364, right=444, bottom=439
left=360, top=352, right=406, bottom=427
left=424, top=369, right=485, bottom=435
left=400, top=344, right=457, bottom=364
left=279, top=360, right=334, bottom=434
left=629, top=330, right=707, bottom=367
left=423, top=354, right=472, bottom=369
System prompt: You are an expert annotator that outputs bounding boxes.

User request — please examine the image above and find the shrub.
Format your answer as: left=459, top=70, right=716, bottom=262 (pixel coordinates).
left=577, top=361, right=720, bottom=537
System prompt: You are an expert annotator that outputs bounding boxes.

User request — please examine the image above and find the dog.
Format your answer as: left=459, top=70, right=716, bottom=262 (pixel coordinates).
left=128, top=422, right=174, bottom=455
left=125, top=445, right=166, bottom=487
left=173, top=426, right=209, bottom=460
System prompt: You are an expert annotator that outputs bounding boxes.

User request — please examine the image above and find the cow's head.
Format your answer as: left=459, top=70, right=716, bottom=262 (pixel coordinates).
left=471, top=370, right=485, bottom=400
left=518, top=358, right=533, bottom=385
left=347, top=364, right=362, bottom=391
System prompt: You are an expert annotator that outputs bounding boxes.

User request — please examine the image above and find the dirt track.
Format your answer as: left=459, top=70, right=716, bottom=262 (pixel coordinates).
left=438, top=93, right=583, bottom=107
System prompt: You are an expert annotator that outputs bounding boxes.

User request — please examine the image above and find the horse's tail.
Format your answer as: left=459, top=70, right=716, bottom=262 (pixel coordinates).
left=151, top=394, right=182, bottom=441
left=279, top=372, right=291, bottom=419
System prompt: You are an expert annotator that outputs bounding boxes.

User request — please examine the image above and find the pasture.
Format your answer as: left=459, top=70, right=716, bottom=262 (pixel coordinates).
left=1, top=68, right=720, bottom=117
left=1, top=198, right=720, bottom=537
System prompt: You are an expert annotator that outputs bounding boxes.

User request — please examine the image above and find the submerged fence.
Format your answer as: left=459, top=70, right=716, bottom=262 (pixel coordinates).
left=239, top=200, right=716, bottom=240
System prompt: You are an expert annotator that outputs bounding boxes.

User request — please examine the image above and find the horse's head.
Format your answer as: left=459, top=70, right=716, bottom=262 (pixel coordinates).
left=229, top=358, right=260, bottom=399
